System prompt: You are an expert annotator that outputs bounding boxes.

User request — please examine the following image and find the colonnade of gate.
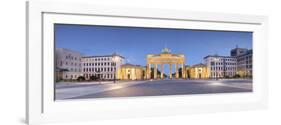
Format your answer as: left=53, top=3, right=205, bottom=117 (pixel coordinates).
left=146, top=63, right=186, bottom=79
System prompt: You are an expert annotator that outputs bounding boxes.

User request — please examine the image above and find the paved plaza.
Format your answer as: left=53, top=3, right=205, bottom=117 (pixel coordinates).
left=55, top=79, right=252, bottom=100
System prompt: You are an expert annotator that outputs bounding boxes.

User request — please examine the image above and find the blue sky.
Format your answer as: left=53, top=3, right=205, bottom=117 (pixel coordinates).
left=55, top=24, right=252, bottom=68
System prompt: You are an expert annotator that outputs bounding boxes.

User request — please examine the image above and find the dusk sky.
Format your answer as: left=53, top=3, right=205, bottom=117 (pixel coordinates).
left=55, top=24, right=252, bottom=69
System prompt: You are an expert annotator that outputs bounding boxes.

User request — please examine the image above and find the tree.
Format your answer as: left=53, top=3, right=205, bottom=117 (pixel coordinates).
left=77, top=76, right=85, bottom=81
left=233, top=74, right=240, bottom=78
left=90, top=75, right=100, bottom=81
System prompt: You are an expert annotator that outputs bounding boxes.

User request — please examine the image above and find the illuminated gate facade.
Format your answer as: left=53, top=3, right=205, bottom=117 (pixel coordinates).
left=146, top=48, right=186, bottom=79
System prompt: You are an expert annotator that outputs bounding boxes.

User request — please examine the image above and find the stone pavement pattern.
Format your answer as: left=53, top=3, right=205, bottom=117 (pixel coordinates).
left=55, top=79, right=252, bottom=100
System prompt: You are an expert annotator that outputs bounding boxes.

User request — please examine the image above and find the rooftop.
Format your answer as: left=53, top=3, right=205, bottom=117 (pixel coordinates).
left=121, top=63, right=143, bottom=68
left=191, top=63, right=207, bottom=68
left=82, top=53, right=125, bottom=59
left=203, top=55, right=235, bottom=59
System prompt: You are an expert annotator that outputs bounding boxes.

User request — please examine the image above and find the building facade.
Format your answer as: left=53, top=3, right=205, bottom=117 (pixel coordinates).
left=204, top=55, right=237, bottom=78
left=186, top=63, right=210, bottom=79
left=81, top=53, right=125, bottom=80
left=55, top=48, right=82, bottom=81
left=231, top=47, right=253, bottom=77
left=117, top=64, right=145, bottom=80
left=203, top=47, right=252, bottom=79
left=146, top=48, right=186, bottom=79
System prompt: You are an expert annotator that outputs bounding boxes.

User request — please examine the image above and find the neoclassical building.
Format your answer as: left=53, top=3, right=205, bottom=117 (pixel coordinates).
left=204, top=55, right=237, bottom=78
left=117, top=64, right=145, bottom=80
left=186, top=63, right=210, bottom=79
left=231, top=47, right=252, bottom=77
left=82, top=53, right=125, bottom=80
left=55, top=48, right=125, bottom=81
left=203, top=46, right=252, bottom=79
left=146, top=48, right=186, bottom=79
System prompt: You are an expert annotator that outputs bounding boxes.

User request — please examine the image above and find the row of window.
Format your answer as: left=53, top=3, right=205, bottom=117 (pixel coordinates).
left=65, top=55, right=81, bottom=61
left=59, top=61, right=81, bottom=67
left=83, top=57, right=112, bottom=61
left=211, top=67, right=236, bottom=71
left=84, top=73, right=114, bottom=79
left=212, top=58, right=236, bottom=62
left=83, top=67, right=116, bottom=72
left=64, top=68, right=81, bottom=72
left=237, top=55, right=252, bottom=61
left=237, top=64, right=252, bottom=68
left=83, top=62, right=116, bottom=66
left=210, top=72, right=236, bottom=77
left=223, top=58, right=236, bottom=61
left=210, top=62, right=236, bottom=66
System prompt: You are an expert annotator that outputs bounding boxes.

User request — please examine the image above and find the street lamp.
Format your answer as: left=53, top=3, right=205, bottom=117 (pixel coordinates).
left=112, top=55, right=119, bottom=83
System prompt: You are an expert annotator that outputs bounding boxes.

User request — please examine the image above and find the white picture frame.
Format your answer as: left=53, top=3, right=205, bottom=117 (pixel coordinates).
left=26, top=1, right=268, bottom=124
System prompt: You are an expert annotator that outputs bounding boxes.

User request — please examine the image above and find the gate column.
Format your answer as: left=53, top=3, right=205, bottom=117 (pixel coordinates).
left=161, top=64, right=164, bottom=79
left=154, top=64, right=158, bottom=79
left=169, top=64, right=172, bottom=79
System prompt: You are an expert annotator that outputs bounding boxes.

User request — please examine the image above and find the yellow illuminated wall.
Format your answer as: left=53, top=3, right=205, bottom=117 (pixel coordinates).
left=117, top=64, right=144, bottom=80
left=186, top=64, right=210, bottom=79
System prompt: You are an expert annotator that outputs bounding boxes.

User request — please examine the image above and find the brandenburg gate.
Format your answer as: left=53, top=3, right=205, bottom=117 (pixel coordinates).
left=146, top=48, right=186, bottom=79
